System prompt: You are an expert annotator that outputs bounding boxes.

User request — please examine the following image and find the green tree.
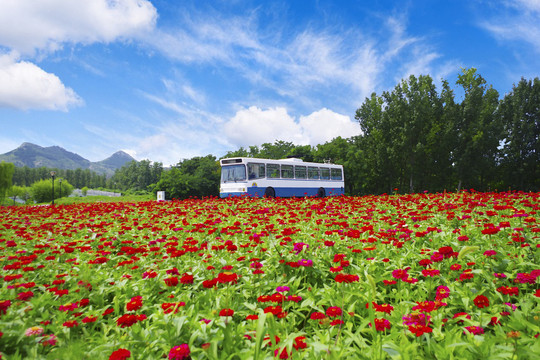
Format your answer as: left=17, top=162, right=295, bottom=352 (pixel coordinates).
left=153, top=155, right=220, bottom=199
left=0, top=161, right=15, bottom=204
left=498, top=77, right=540, bottom=191
left=6, top=185, right=29, bottom=205
left=356, top=92, right=400, bottom=193
left=30, top=179, right=74, bottom=203
left=313, top=137, right=358, bottom=195
left=454, top=68, right=501, bottom=191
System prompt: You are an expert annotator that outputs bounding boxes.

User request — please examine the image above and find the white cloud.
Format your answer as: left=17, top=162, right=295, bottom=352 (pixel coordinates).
left=224, top=106, right=304, bottom=147
left=0, top=52, right=82, bottom=111
left=0, top=0, right=157, bottom=55
left=480, top=0, right=540, bottom=52
left=299, top=108, right=361, bottom=145
left=223, top=106, right=360, bottom=149
left=0, top=0, right=157, bottom=111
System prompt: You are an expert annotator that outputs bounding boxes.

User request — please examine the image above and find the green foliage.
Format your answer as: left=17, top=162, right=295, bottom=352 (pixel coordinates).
left=81, top=186, right=88, bottom=196
left=0, top=161, right=15, bottom=204
left=30, top=178, right=74, bottom=203
left=110, top=160, right=163, bottom=191
left=6, top=185, right=29, bottom=205
left=152, top=155, right=219, bottom=199
left=498, top=77, right=540, bottom=191
left=12, top=166, right=107, bottom=189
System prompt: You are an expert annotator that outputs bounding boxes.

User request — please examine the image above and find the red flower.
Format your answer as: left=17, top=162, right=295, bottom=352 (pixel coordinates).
left=216, top=272, right=238, bottom=284
left=0, top=300, right=12, bottom=315
left=102, top=308, right=114, bottom=317
left=408, top=324, right=433, bottom=337
left=179, top=273, right=194, bottom=284
left=17, top=291, right=34, bottom=301
left=164, top=277, right=179, bottom=287
left=219, top=308, right=234, bottom=317
left=372, top=302, right=394, bottom=314
left=372, top=318, right=391, bottom=331
left=497, top=286, right=519, bottom=296
left=293, top=336, right=307, bottom=350
left=63, top=320, right=79, bottom=328
left=421, top=269, right=440, bottom=277
left=334, top=273, right=359, bottom=283
left=310, top=312, right=325, bottom=320
left=202, top=278, right=218, bottom=288
left=126, top=296, right=143, bottom=312
left=82, top=315, right=97, bottom=323
left=473, top=295, right=490, bottom=309
left=109, top=348, right=131, bottom=360
left=264, top=305, right=283, bottom=315
left=116, top=314, right=143, bottom=328
left=169, top=344, right=190, bottom=360
left=325, top=306, right=342, bottom=318
left=246, top=314, right=259, bottom=320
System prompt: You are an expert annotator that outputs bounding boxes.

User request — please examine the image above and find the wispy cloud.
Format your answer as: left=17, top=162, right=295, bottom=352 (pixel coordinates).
left=479, top=0, right=540, bottom=52
left=144, top=6, right=446, bottom=112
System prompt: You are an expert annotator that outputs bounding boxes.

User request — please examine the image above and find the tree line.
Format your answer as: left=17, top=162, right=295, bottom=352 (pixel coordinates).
left=2, top=68, right=538, bottom=202
left=12, top=166, right=108, bottom=189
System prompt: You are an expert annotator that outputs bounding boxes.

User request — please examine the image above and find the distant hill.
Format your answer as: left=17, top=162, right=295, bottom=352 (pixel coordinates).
left=0, top=143, right=135, bottom=176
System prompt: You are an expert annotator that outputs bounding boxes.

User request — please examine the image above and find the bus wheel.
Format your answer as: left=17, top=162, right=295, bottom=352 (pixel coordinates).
left=317, top=188, right=326, bottom=198
left=264, top=187, right=275, bottom=198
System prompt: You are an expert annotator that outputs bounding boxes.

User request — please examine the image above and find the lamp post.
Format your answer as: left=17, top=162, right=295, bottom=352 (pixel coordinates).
left=59, top=179, right=63, bottom=199
left=50, top=171, right=56, bottom=205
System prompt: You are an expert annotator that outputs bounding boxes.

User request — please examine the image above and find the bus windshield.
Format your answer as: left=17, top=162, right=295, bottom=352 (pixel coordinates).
left=221, top=165, right=246, bottom=183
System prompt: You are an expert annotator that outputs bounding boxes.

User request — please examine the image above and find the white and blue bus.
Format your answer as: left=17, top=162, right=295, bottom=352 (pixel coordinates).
left=219, top=157, right=344, bottom=198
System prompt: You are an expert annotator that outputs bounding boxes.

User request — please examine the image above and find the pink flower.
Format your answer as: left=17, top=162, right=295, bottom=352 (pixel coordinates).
left=40, top=334, right=57, bottom=347
left=169, top=344, right=190, bottom=360
left=464, top=326, right=484, bottom=335
left=24, top=326, right=44, bottom=336
left=298, top=259, right=313, bottom=267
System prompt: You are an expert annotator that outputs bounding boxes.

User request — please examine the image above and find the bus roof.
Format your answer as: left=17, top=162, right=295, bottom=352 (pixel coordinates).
left=220, top=157, right=342, bottom=168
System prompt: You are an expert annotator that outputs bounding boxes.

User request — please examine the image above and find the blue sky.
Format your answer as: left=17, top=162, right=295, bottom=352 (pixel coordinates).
left=1, top=0, right=539, bottom=166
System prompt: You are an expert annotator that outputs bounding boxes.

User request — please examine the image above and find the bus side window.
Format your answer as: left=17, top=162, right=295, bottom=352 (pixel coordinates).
left=331, top=168, right=342, bottom=180
left=248, top=163, right=265, bottom=179
left=281, top=165, right=294, bottom=179
left=308, top=166, right=319, bottom=180
left=295, top=166, right=307, bottom=179
left=267, top=164, right=280, bottom=178
left=320, top=168, right=330, bottom=180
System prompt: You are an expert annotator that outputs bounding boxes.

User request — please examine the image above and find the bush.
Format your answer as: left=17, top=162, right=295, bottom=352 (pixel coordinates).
left=30, top=179, right=74, bottom=203
left=81, top=186, right=88, bottom=196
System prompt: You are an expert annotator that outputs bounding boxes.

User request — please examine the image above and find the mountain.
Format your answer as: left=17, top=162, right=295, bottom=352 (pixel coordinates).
left=0, top=143, right=135, bottom=176
left=90, top=151, right=136, bottom=175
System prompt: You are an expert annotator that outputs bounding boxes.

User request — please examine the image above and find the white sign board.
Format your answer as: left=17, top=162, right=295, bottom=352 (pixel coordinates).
left=157, top=191, right=165, bottom=201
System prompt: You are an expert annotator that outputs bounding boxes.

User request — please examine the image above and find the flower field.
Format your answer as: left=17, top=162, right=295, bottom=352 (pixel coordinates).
left=1, top=191, right=539, bottom=359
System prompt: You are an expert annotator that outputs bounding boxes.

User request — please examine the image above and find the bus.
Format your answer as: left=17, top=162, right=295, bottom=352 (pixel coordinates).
left=219, top=157, right=344, bottom=198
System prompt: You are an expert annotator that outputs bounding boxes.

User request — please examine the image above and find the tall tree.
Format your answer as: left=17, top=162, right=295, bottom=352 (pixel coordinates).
left=454, top=68, right=501, bottom=191
left=355, top=92, right=397, bottom=193
left=498, top=77, right=540, bottom=190
left=0, top=162, right=15, bottom=204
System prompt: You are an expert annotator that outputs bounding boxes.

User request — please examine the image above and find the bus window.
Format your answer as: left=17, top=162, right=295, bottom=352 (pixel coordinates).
left=267, top=164, right=280, bottom=178
left=281, top=165, right=294, bottom=179
left=295, top=166, right=307, bottom=179
left=331, top=168, right=342, bottom=180
left=308, top=166, right=319, bottom=179
left=320, top=168, right=330, bottom=180
left=247, top=163, right=265, bottom=179
left=221, top=165, right=246, bottom=182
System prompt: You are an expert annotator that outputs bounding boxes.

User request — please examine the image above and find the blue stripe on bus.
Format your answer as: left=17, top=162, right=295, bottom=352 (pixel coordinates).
left=219, top=187, right=344, bottom=198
